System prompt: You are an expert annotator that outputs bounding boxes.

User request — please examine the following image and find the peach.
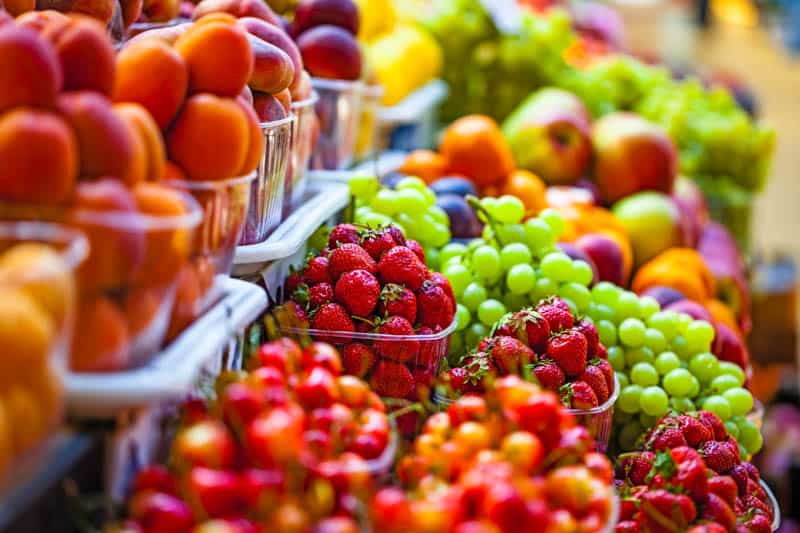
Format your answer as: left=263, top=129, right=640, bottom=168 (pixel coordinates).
left=0, top=10, right=12, bottom=25
left=114, top=38, right=188, bottom=130
left=126, top=22, right=191, bottom=45
left=3, top=385, right=46, bottom=453
left=175, top=17, right=253, bottom=97
left=236, top=99, right=264, bottom=175
left=40, top=0, right=116, bottom=24
left=0, top=25, right=62, bottom=113
left=252, top=91, right=287, bottom=122
left=296, top=24, right=361, bottom=80
left=0, top=108, right=77, bottom=205
left=192, top=0, right=281, bottom=25
left=246, top=33, right=293, bottom=94
left=0, top=242, right=75, bottom=325
left=15, top=9, right=69, bottom=31
left=3, top=0, right=35, bottom=17
left=0, top=287, right=55, bottom=368
left=167, top=93, right=250, bottom=180
left=22, top=360, right=63, bottom=418
left=238, top=16, right=302, bottom=91
left=120, top=0, right=143, bottom=27
left=142, top=0, right=179, bottom=22
left=114, top=103, right=167, bottom=182
left=40, top=14, right=115, bottom=95
left=57, top=91, right=140, bottom=183
left=71, top=296, right=130, bottom=372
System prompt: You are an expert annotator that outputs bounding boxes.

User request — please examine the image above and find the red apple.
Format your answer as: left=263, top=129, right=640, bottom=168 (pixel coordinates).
left=574, top=233, right=625, bottom=286
left=592, top=112, right=677, bottom=204
left=186, top=467, right=241, bottom=517
left=502, top=88, right=592, bottom=185
left=174, top=420, right=236, bottom=469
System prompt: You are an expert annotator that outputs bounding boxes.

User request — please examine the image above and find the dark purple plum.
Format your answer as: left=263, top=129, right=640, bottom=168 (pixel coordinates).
left=640, top=286, right=686, bottom=309
left=436, top=194, right=482, bottom=239
left=429, top=176, right=478, bottom=198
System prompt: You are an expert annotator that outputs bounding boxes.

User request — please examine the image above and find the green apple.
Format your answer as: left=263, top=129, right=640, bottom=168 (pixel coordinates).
left=612, top=191, right=683, bottom=267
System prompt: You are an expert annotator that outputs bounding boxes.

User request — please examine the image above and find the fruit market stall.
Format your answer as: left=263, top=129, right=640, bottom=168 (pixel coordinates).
left=0, top=0, right=794, bottom=531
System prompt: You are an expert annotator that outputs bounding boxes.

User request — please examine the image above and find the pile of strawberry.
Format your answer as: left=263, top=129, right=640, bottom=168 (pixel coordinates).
left=444, top=297, right=616, bottom=410
left=615, top=411, right=774, bottom=533
left=283, top=223, right=456, bottom=400
left=368, top=376, right=615, bottom=533
left=117, top=339, right=392, bottom=533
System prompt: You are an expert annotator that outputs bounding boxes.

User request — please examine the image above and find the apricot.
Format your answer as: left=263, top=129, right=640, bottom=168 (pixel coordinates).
left=113, top=38, right=188, bottom=130
left=0, top=25, right=62, bottom=113
left=161, top=161, right=187, bottom=182
left=3, top=0, right=34, bottom=17
left=3, top=385, right=46, bottom=453
left=125, top=21, right=191, bottom=46
left=15, top=9, right=68, bottom=31
left=57, top=91, right=139, bottom=183
left=41, top=0, right=115, bottom=24
left=166, top=262, right=200, bottom=341
left=246, top=33, right=294, bottom=94
left=167, top=93, right=250, bottom=180
left=142, top=0, right=179, bottom=22
left=192, top=0, right=281, bottom=24
left=114, top=103, right=167, bottom=182
left=0, top=242, right=75, bottom=325
left=175, top=17, right=253, bottom=97
left=194, top=255, right=216, bottom=295
left=296, top=24, right=361, bottom=81
left=238, top=16, right=303, bottom=91
left=0, top=287, right=55, bottom=368
left=252, top=91, right=287, bottom=122
left=123, top=286, right=162, bottom=338
left=236, top=99, right=264, bottom=175
left=71, top=296, right=130, bottom=372
left=0, top=401, right=13, bottom=474
left=0, top=108, right=78, bottom=205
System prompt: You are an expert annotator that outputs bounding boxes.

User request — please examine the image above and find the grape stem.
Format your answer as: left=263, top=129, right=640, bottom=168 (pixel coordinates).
left=466, top=195, right=506, bottom=248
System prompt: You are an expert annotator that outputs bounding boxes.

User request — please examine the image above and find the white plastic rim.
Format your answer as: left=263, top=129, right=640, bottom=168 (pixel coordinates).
left=283, top=315, right=458, bottom=343
left=290, top=92, right=319, bottom=112
left=70, top=190, right=203, bottom=232
left=760, top=479, right=781, bottom=532
left=259, top=115, right=295, bottom=132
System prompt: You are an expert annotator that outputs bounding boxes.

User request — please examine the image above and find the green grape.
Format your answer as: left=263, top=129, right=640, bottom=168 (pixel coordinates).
left=478, top=299, right=506, bottom=326
left=717, top=362, right=745, bottom=385
left=421, top=187, right=437, bottom=207
left=689, top=352, right=719, bottom=383
left=539, top=208, right=565, bottom=237
left=639, top=412, right=659, bottom=428
left=426, top=247, right=440, bottom=271
left=647, top=310, right=679, bottom=339
left=619, top=385, right=643, bottom=414
left=625, top=347, right=655, bottom=366
left=615, top=292, right=641, bottom=323
left=670, top=397, right=695, bottom=413
left=702, top=396, right=732, bottom=421
left=395, top=176, right=427, bottom=192
left=497, top=224, right=527, bottom=245
left=561, top=298, right=578, bottom=316
left=429, top=205, right=449, bottom=225
left=619, top=318, right=646, bottom=347
left=500, top=243, right=533, bottom=270
left=722, top=387, right=753, bottom=416
left=441, top=256, right=462, bottom=270
left=462, top=282, right=488, bottom=312
left=429, top=223, right=451, bottom=247
left=440, top=243, right=467, bottom=264
left=686, top=320, right=715, bottom=354
left=591, top=304, right=616, bottom=323
left=480, top=198, right=499, bottom=220
left=619, top=421, right=643, bottom=451
left=529, top=277, right=558, bottom=304
left=361, top=212, right=393, bottom=228
left=467, top=238, right=486, bottom=252
left=644, top=329, right=667, bottom=353
left=572, top=260, right=594, bottom=286
left=349, top=173, right=379, bottom=198
left=465, top=322, right=489, bottom=348
left=671, top=335, right=689, bottom=358
left=662, top=368, right=693, bottom=396
left=524, top=218, right=555, bottom=251
left=455, top=304, right=471, bottom=331
left=472, top=245, right=502, bottom=281
left=710, top=374, right=741, bottom=394
left=540, top=252, right=573, bottom=282
left=616, top=410, right=633, bottom=425
left=395, top=188, right=427, bottom=212
left=608, top=346, right=625, bottom=371
left=503, top=291, right=528, bottom=311
left=640, top=386, right=669, bottom=417
left=559, top=282, right=590, bottom=311
left=654, top=351, right=681, bottom=375
left=631, top=362, right=659, bottom=387
left=495, top=195, right=525, bottom=223
left=597, top=320, right=617, bottom=347
left=443, top=264, right=471, bottom=296
left=638, top=296, right=660, bottom=319
left=591, top=281, right=620, bottom=308
left=677, top=313, right=693, bottom=334
left=507, top=264, right=536, bottom=295
left=616, top=371, right=630, bottom=389
left=355, top=206, right=373, bottom=220
left=737, top=419, right=763, bottom=454
left=396, top=213, right=421, bottom=236
left=688, top=375, right=701, bottom=398
left=308, top=225, right=330, bottom=252
left=371, top=189, right=398, bottom=214
left=724, top=421, right=740, bottom=440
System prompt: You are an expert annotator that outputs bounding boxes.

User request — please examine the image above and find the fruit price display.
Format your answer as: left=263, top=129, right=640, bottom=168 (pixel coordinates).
left=0, top=0, right=789, bottom=531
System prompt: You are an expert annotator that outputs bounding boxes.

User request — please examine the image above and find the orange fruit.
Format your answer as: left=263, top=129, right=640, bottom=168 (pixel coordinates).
left=399, top=150, right=448, bottom=184
left=500, top=170, right=547, bottom=217
left=439, top=115, right=514, bottom=187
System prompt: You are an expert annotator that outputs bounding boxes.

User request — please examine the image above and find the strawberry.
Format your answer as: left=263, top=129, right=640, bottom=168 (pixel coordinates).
left=593, top=358, right=615, bottom=392
left=342, top=343, right=376, bottom=378
left=742, top=493, right=772, bottom=519
left=452, top=354, right=496, bottom=393
left=377, top=284, right=417, bottom=324
left=285, top=270, right=303, bottom=295
left=334, top=269, right=380, bottom=317
left=595, top=343, right=608, bottom=360
left=361, top=228, right=397, bottom=260
left=536, top=302, right=574, bottom=332
left=560, top=381, right=598, bottom=409
left=412, top=366, right=435, bottom=389
left=415, top=326, right=440, bottom=368
left=616, top=451, right=654, bottom=485
left=308, top=282, right=334, bottom=308
left=677, top=414, right=713, bottom=447
left=700, top=440, right=737, bottom=474
left=429, top=272, right=455, bottom=306
left=745, top=478, right=767, bottom=502
left=577, top=365, right=609, bottom=404
left=575, top=319, right=599, bottom=356
left=615, top=521, right=640, bottom=533
left=701, top=493, right=736, bottom=531
left=374, top=316, right=419, bottom=363
left=697, top=411, right=727, bottom=440
left=305, top=256, right=331, bottom=285
left=311, top=303, right=355, bottom=343
left=664, top=447, right=709, bottom=500
left=532, top=359, right=565, bottom=390
left=494, top=309, right=550, bottom=352
left=688, top=524, right=727, bottom=533
left=729, top=464, right=750, bottom=495
left=446, top=367, right=471, bottom=394
left=328, top=244, right=377, bottom=281
left=546, top=330, right=587, bottom=377
left=416, top=279, right=455, bottom=329
left=708, top=475, right=738, bottom=507
left=405, top=239, right=425, bottom=263
left=741, top=462, right=760, bottom=481
left=328, top=224, right=361, bottom=247
left=378, top=246, right=428, bottom=290
left=639, top=489, right=696, bottom=530
left=649, top=426, right=688, bottom=451
left=281, top=300, right=307, bottom=325
left=739, top=513, right=772, bottom=533
left=369, top=361, right=414, bottom=398
left=484, top=336, right=535, bottom=375
left=387, top=225, right=405, bottom=246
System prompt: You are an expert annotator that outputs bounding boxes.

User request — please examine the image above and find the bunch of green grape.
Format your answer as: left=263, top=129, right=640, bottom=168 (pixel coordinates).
left=348, top=174, right=451, bottom=268
left=440, top=198, right=594, bottom=358
left=583, top=282, right=762, bottom=457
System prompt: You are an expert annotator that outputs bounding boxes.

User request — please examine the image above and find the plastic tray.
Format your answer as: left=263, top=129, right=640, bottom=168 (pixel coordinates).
left=232, top=179, right=350, bottom=277
left=65, top=277, right=267, bottom=418
left=377, top=79, right=448, bottom=152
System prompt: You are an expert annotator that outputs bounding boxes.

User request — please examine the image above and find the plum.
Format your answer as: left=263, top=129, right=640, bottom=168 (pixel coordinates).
left=640, top=286, right=686, bottom=309
left=296, top=24, right=361, bottom=81
left=429, top=176, right=478, bottom=198
left=436, top=194, right=481, bottom=239
left=665, top=299, right=713, bottom=323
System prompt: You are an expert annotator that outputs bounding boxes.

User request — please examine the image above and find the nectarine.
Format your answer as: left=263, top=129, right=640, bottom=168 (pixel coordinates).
left=296, top=24, right=360, bottom=80
left=246, top=32, right=293, bottom=94
left=0, top=25, right=62, bottom=113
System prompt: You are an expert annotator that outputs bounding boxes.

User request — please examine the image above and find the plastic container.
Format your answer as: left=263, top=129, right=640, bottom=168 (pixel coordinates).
left=310, top=78, right=363, bottom=170
left=65, top=277, right=267, bottom=418
left=281, top=317, right=456, bottom=401
left=241, top=116, right=295, bottom=245
left=0, top=222, right=87, bottom=477
left=285, top=93, right=319, bottom=217
left=376, top=79, right=448, bottom=152
left=354, top=84, right=384, bottom=164
left=566, top=374, right=620, bottom=453
left=760, top=479, right=781, bottom=531
left=163, top=173, right=255, bottom=340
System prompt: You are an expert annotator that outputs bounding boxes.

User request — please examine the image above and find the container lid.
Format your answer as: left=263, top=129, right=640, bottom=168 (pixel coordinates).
left=378, top=79, right=448, bottom=124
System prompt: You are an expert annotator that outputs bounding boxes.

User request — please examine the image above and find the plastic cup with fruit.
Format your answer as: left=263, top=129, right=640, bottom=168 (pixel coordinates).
left=309, top=77, right=364, bottom=170
left=285, top=91, right=319, bottom=217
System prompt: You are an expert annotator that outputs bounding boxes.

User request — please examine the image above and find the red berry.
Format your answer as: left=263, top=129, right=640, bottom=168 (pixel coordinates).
left=700, top=440, right=738, bottom=474
left=328, top=224, right=360, bottom=248
left=311, top=303, right=355, bottom=343
left=561, top=380, right=598, bottom=409
left=495, top=308, right=550, bottom=352
left=328, top=243, right=377, bottom=281
left=305, top=256, right=331, bottom=285
left=405, top=239, right=425, bottom=263
left=377, top=283, right=417, bottom=323
left=575, top=319, right=599, bottom=356
left=369, top=361, right=414, bottom=398
left=342, top=343, right=376, bottom=378
left=378, top=246, right=428, bottom=290
left=546, top=330, right=588, bottom=377
left=374, top=316, right=419, bottom=363
left=334, top=269, right=380, bottom=317
left=361, top=228, right=397, bottom=260
left=577, top=364, right=609, bottom=403
left=536, top=301, right=574, bottom=332
left=532, top=359, right=566, bottom=390
left=485, top=335, right=535, bottom=375
left=429, top=272, right=455, bottom=306
left=415, top=279, right=455, bottom=329
left=309, top=282, right=334, bottom=308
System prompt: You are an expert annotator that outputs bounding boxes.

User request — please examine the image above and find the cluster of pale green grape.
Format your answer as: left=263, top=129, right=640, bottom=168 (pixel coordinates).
left=583, top=282, right=762, bottom=457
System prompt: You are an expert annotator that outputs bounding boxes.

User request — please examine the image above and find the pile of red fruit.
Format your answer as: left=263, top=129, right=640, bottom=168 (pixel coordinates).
left=368, top=376, right=615, bottom=533
left=615, top=411, right=774, bottom=533
left=283, top=223, right=456, bottom=400
left=117, top=338, right=393, bottom=533
left=445, top=297, right=615, bottom=410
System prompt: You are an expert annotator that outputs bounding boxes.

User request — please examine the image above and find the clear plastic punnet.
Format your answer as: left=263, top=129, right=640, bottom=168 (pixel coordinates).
left=310, top=78, right=363, bottom=170
left=286, top=93, right=319, bottom=217
left=566, top=374, right=620, bottom=453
